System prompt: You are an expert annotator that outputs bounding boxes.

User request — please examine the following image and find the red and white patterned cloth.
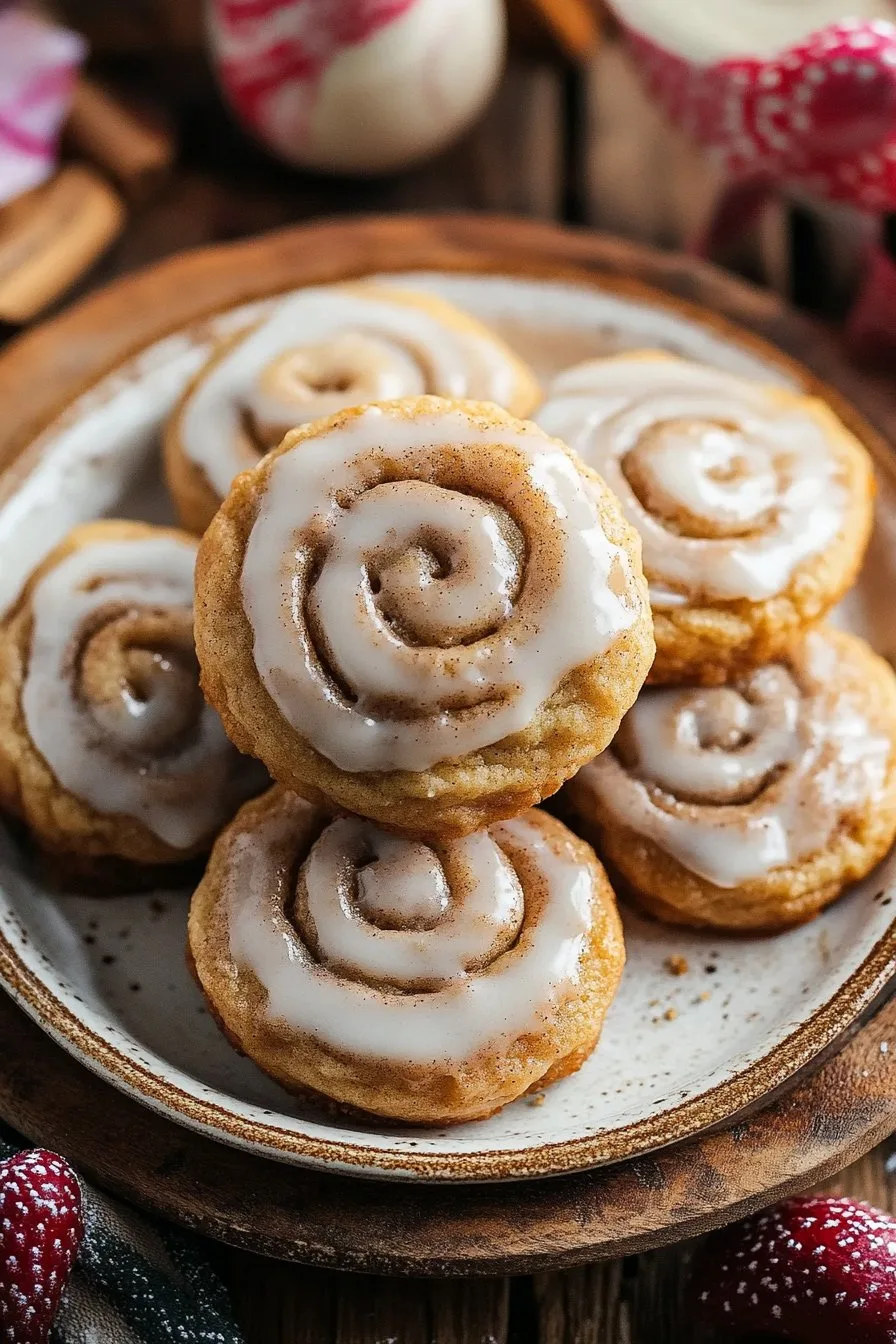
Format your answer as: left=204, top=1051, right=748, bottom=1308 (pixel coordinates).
left=623, top=17, right=896, bottom=213
left=0, top=8, right=85, bottom=206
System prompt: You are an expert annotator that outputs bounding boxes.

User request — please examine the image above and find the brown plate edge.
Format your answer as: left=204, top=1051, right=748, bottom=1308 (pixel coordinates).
left=0, top=987, right=894, bottom=1273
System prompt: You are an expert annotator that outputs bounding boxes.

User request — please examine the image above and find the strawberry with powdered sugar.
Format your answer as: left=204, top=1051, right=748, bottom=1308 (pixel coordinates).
left=0, top=1148, right=82, bottom=1344
left=690, top=1194, right=896, bottom=1342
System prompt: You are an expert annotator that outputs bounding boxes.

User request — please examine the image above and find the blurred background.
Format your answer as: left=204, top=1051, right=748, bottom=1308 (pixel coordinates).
left=2, top=0, right=868, bottom=333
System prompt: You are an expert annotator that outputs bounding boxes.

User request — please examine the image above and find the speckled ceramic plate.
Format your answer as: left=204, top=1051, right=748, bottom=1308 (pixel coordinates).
left=0, top=246, right=894, bottom=1182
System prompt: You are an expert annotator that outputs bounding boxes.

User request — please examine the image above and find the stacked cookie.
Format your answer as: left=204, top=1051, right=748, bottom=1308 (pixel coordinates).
left=174, top=288, right=657, bottom=1123
left=539, top=352, right=896, bottom=932
left=189, top=386, right=655, bottom=1124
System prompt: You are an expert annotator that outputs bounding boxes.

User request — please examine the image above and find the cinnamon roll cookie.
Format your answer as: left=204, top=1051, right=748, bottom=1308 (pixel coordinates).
left=566, top=627, right=896, bottom=932
left=0, top=520, right=262, bottom=875
left=195, top=396, right=654, bottom=837
left=165, top=284, right=540, bottom=533
left=189, top=788, right=625, bottom=1124
left=537, top=352, right=875, bottom=684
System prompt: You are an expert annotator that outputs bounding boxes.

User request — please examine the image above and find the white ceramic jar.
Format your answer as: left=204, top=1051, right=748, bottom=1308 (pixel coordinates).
left=207, top=0, right=506, bottom=175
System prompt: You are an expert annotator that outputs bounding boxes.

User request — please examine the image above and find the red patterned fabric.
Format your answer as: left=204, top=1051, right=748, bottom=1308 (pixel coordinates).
left=623, top=18, right=896, bottom=212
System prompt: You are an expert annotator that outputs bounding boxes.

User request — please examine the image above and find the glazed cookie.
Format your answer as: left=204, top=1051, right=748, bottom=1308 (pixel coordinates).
left=195, top=396, right=654, bottom=837
left=537, top=351, right=875, bottom=684
left=0, top=520, right=262, bottom=874
left=189, top=787, right=625, bottom=1124
left=165, top=283, right=541, bottom=533
left=566, top=627, right=896, bottom=932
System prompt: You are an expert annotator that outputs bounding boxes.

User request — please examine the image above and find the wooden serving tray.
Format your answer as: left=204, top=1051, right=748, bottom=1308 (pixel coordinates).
left=0, top=215, right=894, bottom=1269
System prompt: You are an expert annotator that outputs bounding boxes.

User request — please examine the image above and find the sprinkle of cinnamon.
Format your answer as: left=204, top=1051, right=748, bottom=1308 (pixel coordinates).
left=664, top=954, right=689, bottom=976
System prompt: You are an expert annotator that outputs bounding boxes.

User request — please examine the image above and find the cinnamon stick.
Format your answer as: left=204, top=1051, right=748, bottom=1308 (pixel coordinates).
left=67, top=78, right=175, bottom=205
left=509, top=0, right=604, bottom=61
left=0, top=165, right=125, bottom=323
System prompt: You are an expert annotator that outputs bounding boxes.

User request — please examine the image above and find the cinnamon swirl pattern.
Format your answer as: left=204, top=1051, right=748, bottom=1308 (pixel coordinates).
left=537, top=352, right=875, bottom=684
left=567, top=627, right=896, bottom=930
left=195, top=396, right=654, bottom=837
left=0, top=521, right=262, bottom=876
left=189, top=788, right=625, bottom=1124
left=165, top=284, right=541, bottom=533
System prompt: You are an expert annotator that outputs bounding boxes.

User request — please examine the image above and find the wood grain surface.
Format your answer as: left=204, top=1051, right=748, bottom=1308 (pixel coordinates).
left=4, top=33, right=895, bottom=1340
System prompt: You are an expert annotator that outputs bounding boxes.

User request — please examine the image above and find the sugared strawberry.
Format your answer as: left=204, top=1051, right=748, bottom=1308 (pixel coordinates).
left=690, top=1195, right=896, bottom=1342
left=0, top=1149, right=83, bottom=1343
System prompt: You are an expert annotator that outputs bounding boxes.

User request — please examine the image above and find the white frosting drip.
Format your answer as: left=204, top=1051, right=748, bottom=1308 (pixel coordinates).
left=225, top=802, right=597, bottom=1065
left=577, top=630, right=892, bottom=887
left=536, top=354, right=848, bottom=606
left=21, top=536, right=254, bottom=849
left=179, top=285, right=526, bottom=499
left=613, top=0, right=895, bottom=62
left=241, top=404, right=640, bottom=773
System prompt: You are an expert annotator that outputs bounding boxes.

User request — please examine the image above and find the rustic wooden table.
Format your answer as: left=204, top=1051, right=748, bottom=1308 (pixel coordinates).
left=13, top=36, right=896, bottom=1341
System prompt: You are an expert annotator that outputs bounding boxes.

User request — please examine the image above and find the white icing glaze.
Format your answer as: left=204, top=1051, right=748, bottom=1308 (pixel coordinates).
left=536, top=354, right=849, bottom=606
left=0, top=269, right=796, bottom=627
left=22, top=535, right=256, bottom=849
left=240, top=403, right=642, bottom=773
left=225, top=800, right=598, bottom=1065
left=576, top=629, right=892, bottom=886
left=301, top=818, right=524, bottom=989
left=179, top=285, right=527, bottom=500
left=613, top=0, right=895, bottom=62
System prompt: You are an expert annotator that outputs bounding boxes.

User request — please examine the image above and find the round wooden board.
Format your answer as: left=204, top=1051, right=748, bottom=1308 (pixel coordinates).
left=1, top=214, right=895, bottom=1271
left=0, top=989, right=893, bottom=1275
